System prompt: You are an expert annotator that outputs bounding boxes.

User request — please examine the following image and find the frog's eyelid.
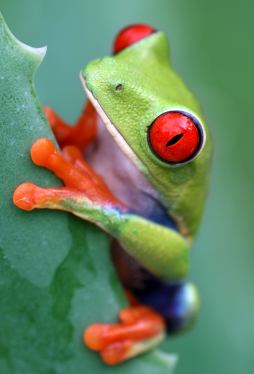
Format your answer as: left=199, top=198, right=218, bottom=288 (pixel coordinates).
left=113, top=24, right=155, bottom=54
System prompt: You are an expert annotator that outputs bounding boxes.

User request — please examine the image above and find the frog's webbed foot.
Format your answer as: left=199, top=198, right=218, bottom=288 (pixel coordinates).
left=84, top=305, right=166, bottom=365
left=43, top=100, right=97, bottom=152
left=13, top=138, right=127, bottom=215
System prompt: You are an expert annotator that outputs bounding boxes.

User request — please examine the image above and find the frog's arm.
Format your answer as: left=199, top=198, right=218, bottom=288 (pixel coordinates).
left=13, top=138, right=189, bottom=280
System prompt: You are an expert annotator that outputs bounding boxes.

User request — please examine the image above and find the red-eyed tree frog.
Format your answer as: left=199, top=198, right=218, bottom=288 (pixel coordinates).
left=13, top=24, right=213, bottom=365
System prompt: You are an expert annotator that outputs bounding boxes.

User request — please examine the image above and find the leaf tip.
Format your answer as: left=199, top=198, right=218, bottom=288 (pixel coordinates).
left=36, top=45, right=47, bottom=63
left=0, top=11, right=47, bottom=67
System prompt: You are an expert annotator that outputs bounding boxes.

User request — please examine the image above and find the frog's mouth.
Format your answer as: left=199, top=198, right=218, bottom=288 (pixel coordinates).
left=80, top=74, right=144, bottom=173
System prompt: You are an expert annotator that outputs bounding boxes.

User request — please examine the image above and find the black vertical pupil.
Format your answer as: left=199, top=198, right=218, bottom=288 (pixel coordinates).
left=166, top=133, right=184, bottom=147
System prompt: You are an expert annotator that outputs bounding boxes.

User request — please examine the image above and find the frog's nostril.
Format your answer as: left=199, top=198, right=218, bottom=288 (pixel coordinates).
left=115, top=84, right=123, bottom=92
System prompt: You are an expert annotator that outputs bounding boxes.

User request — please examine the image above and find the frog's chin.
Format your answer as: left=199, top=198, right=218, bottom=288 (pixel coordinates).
left=80, top=73, right=144, bottom=174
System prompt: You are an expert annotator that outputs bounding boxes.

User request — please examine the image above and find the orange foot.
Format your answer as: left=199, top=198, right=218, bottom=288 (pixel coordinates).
left=84, top=305, right=166, bottom=365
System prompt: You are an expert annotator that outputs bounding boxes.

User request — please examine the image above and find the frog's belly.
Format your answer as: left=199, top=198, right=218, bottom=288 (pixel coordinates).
left=86, top=119, right=179, bottom=281
left=85, top=121, right=157, bottom=216
left=85, top=120, right=177, bottom=229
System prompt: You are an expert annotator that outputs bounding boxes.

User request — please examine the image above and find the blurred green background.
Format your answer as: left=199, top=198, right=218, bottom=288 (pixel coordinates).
left=1, top=0, right=253, bottom=373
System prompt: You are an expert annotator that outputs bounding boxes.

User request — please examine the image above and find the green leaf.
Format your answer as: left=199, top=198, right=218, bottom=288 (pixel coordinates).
left=0, top=13, right=176, bottom=373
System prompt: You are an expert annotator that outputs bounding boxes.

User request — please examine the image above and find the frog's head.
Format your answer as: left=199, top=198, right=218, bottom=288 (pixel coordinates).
left=80, top=24, right=213, bottom=237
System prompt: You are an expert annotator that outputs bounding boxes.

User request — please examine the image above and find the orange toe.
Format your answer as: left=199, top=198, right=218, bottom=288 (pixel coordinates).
left=31, top=138, right=56, bottom=166
left=62, top=145, right=82, bottom=164
left=101, top=341, right=132, bottom=365
left=13, top=183, right=37, bottom=210
left=84, top=324, right=108, bottom=351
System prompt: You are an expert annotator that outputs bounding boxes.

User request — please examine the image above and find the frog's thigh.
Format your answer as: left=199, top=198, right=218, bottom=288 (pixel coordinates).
left=114, top=214, right=190, bottom=279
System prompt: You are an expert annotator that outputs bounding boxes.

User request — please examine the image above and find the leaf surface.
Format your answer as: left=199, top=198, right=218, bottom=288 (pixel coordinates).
left=0, top=14, right=176, bottom=373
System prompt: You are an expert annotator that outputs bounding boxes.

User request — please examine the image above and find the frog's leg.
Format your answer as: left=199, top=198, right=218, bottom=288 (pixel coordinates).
left=43, top=100, right=97, bottom=152
left=84, top=305, right=166, bottom=365
left=84, top=283, right=199, bottom=365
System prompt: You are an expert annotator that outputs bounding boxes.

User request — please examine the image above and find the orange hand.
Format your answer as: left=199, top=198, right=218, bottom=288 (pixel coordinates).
left=13, top=138, right=127, bottom=211
left=62, top=145, right=113, bottom=194
left=43, top=100, right=97, bottom=152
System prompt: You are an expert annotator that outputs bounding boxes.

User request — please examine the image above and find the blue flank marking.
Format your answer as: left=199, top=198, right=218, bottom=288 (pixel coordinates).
left=127, top=204, right=179, bottom=232
left=133, top=282, right=193, bottom=333
left=147, top=206, right=179, bottom=232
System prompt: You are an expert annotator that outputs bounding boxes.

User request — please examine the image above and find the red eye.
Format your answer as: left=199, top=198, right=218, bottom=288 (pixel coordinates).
left=113, top=24, right=155, bottom=54
left=149, top=112, right=201, bottom=163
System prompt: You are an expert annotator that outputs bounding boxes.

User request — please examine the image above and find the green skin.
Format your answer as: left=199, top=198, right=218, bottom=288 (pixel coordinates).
left=44, top=32, right=212, bottom=281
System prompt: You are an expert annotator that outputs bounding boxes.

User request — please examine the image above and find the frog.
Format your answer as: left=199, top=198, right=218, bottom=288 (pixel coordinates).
left=13, top=24, right=212, bottom=365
